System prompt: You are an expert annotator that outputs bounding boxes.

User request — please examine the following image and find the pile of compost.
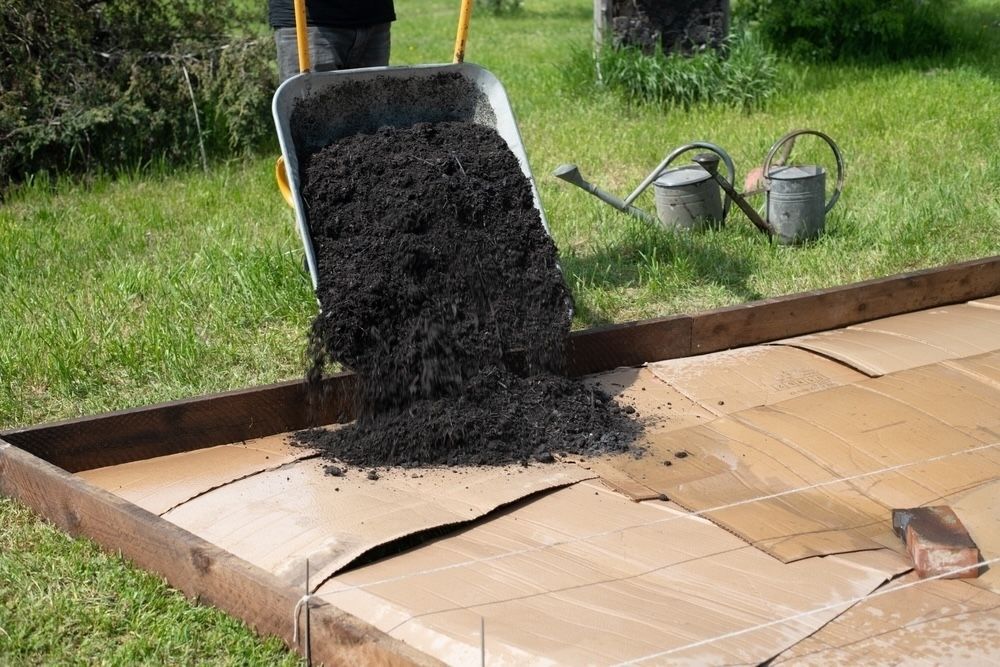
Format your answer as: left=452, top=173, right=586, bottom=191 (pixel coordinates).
left=294, top=120, right=640, bottom=469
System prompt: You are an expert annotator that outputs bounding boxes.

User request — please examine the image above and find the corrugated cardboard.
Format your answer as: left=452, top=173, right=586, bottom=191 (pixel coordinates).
left=775, top=304, right=1000, bottom=376
left=581, top=365, right=715, bottom=433
left=580, top=366, right=715, bottom=500
left=948, top=479, right=1000, bottom=594
left=77, top=434, right=315, bottom=514
left=160, top=455, right=593, bottom=588
left=317, top=481, right=908, bottom=666
left=592, top=359, right=1000, bottom=562
left=946, top=350, right=1000, bottom=389
left=772, top=574, right=1000, bottom=665
left=972, top=295, right=1000, bottom=310
left=647, top=345, right=866, bottom=416
left=596, top=414, right=892, bottom=560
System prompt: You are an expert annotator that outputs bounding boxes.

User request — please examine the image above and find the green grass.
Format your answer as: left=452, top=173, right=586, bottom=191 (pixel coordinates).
left=573, top=28, right=781, bottom=111
left=0, top=497, right=302, bottom=665
left=1, top=0, right=999, bottom=662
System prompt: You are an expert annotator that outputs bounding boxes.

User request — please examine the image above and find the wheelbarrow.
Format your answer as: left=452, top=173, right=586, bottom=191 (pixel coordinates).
left=272, top=0, right=552, bottom=291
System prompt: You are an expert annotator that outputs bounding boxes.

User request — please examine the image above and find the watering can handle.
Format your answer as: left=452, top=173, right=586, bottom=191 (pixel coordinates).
left=624, top=141, right=737, bottom=221
left=763, top=129, right=845, bottom=214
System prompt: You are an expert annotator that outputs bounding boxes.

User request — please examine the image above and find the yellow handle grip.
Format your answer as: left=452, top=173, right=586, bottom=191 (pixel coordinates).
left=293, top=0, right=310, bottom=72
left=453, top=0, right=473, bottom=64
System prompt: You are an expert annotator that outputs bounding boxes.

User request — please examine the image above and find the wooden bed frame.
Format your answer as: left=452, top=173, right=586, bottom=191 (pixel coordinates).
left=3, top=256, right=998, bottom=665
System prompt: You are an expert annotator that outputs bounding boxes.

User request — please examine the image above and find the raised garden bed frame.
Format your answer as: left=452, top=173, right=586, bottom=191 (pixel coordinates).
left=3, top=256, right=999, bottom=665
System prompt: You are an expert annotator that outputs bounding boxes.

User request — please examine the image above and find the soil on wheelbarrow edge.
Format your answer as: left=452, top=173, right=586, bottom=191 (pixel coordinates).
left=294, top=120, right=642, bottom=470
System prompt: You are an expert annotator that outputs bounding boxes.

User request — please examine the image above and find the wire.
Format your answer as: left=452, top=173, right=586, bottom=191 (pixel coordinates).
left=321, top=441, right=999, bottom=596
left=614, top=556, right=1000, bottom=665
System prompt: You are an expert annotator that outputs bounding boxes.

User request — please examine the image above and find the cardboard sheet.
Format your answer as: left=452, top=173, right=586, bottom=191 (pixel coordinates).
left=775, top=304, right=1000, bottom=376
left=593, top=361, right=1000, bottom=562
left=972, top=295, right=1000, bottom=310
left=581, top=366, right=716, bottom=500
left=946, top=350, right=1000, bottom=390
left=77, top=435, right=315, bottom=514
left=948, top=479, right=1000, bottom=594
left=317, top=481, right=908, bottom=666
left=647, top=345, right=866, bottom=416
left=581, top=365, right=715, bottom=433
left=772, top=574, right=1000, bottom=665
left=161, top=456, right=593, bottom=589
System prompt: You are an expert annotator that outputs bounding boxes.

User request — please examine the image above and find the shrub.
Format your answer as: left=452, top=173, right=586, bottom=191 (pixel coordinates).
left=571, top=28, right=780, bottom=112
left=0, top=0, right=275, bottom=190
left=735, top=0, right=956, bottom=61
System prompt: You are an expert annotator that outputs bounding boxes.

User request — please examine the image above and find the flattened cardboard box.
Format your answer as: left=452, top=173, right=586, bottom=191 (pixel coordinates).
left=973, top=295, right=1000, bottom=310
left=595, top=355, right=1000, bottom=562
left=318, top=481, right=908, bottom=666
left=772, top=574, right=1000, bottom=665
left=79, top=435, right=314, bottom=514
left=581, top=366, right=715, bottom=500
left=647, top=345, right=866, bottom=416
left=948, top=479, right=1000, bottom=594
left=80, top=430, right=593, bottom=589
left=774, top=303, right=1000, bottom=376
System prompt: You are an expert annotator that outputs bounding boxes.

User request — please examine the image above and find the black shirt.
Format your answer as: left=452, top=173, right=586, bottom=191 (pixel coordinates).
left=268, top=0, right=396, bottom=29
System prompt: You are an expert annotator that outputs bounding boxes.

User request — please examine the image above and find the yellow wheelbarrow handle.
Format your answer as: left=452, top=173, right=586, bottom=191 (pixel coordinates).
left=275, top=0, right=310, bottom=209
left=453, top=0, right=473, bottom=64
left=276, top=156, right=294, bottom=207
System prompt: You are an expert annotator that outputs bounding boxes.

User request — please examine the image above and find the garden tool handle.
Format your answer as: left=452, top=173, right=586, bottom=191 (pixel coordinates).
left=293, top=0, right=310, bottom=73
left=453, top=0, right=473, bottom=63
left=763, top=129, right=845, bottom=213
left=624, top=141, right=736, bottom=221
left=274, top=0, right=312, bottom=209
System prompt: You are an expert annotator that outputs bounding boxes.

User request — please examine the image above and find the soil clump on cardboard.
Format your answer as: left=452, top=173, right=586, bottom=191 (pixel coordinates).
left=294, top=120, right=640, bottom=468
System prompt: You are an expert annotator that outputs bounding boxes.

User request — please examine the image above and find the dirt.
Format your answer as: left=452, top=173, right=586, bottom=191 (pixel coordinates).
left=293, top=120, right=640, bottom=469
left=609, top=0, right=728, bottom=55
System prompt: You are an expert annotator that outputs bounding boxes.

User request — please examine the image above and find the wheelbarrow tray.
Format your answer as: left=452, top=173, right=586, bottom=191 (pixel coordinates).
left=272, top=62, right=549, bottom=288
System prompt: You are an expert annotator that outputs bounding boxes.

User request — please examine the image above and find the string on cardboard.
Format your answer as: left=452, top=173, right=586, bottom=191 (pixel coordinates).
left=319, top=440, right=999, bottom=597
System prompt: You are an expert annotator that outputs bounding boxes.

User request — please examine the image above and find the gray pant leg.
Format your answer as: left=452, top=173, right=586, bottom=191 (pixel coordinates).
left=275, top=24, right=391, bottom=83
left=274, top=26, right=349, bottom=82
left=346, top=23, right=392, bottom=69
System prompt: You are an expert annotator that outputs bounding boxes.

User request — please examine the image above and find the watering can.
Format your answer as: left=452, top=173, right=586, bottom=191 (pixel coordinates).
left=553, top=142, right=737, bottom=231
left=751, top=129, right=845, bottom=245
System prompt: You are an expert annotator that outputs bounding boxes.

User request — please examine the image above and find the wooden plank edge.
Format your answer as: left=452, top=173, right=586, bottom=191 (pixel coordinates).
left=691, top=255, right=1000, bottom=354
left=0, top=439, right=440, bottom=667
left=1, top=373, right=359, bottom=473
left=6, top=255, right=999, bottom=471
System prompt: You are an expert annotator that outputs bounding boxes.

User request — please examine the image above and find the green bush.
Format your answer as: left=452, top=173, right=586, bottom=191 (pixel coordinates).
left=735, top=0, right=956, bottom=61
left=0, top=0, right=275, bottom=190
left=571, top=29, right=780, bottom=112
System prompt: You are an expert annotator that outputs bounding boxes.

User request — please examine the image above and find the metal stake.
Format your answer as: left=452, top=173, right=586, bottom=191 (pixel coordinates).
left=305, top=559, right=312, bottom=666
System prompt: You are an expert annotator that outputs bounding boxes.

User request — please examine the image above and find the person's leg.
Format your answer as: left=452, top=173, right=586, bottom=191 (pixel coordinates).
left=308, top=26, right=352, bottom=72
left=274, top=28, right=302, bottom=83
left=276, top=24, right=390, bottom=80
left=346, top=22, right=392, bottom=69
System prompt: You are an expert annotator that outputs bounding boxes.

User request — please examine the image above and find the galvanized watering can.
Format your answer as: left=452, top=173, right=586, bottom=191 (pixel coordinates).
left=754, top=129, right=846, bottom=245
left=553, top=142, right=737, bottom=231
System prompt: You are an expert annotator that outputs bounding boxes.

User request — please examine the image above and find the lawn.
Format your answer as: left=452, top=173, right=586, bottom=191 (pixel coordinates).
left=2, top=0, right=998, bottom=662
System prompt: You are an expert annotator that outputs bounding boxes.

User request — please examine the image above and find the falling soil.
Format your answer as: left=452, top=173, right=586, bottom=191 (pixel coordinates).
left=294, top=120, right=640, bottom=468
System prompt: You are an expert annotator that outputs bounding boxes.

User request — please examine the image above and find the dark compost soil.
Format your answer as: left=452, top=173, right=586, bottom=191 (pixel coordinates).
left=293, top=120, right=640, bottom=469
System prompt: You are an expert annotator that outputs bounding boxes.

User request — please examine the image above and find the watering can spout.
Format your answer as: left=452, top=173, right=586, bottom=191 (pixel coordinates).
left=552, top=164, right=656, bottom=224
left=553, top=163, right=585, bottom=188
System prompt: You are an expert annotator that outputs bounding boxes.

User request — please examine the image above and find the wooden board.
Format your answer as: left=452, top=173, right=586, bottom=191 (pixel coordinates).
left=0, top=440, right=439, bottom=666
left=5, top=256, right=998, bottom=474
left=690, top=255, right=1000, bottom=354
left=2, top=256, right=1000, bottom=665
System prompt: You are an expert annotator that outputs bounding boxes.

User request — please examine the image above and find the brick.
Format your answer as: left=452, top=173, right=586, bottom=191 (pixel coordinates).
left=894, top=506, right=982, bottom=579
